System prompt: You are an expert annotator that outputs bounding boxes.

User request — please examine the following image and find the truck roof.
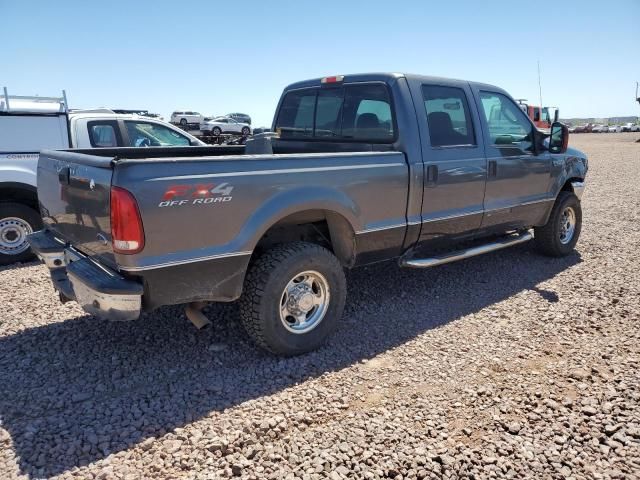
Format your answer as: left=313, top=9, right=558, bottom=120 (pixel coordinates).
left=283, top=72, right=508, bottom=96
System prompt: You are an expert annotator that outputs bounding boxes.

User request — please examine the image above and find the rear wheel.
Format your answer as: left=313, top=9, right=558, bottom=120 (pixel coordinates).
left=534, top=191, right=582, bottom=257
left=0, top=203, right=42, bottom=266
left=241, top=126, right=250, bottom=136
left=239, top=242, right=346, bottom=356
left=179, top=118, right=187, bottom=126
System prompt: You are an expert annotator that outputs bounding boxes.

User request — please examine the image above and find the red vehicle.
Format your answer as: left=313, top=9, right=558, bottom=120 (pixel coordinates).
left=516, top=100, right=558, bottom=130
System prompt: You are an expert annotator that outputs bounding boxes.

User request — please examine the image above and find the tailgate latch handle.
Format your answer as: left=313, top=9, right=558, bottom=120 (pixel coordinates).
left=58, top=166, right=70, bottom=185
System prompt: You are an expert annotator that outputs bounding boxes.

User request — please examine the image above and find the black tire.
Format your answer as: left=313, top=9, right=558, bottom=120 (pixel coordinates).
left=212, top=127, right=222, bottom=136
left=179, top=118, right=187, bottom=126
left=241, top=127, right=250, bottom=136
left=239, top=242, right=347, bottom=356
left=0, top=203, right=42, bottom=266
left=534, top=191, right=582, bottom=257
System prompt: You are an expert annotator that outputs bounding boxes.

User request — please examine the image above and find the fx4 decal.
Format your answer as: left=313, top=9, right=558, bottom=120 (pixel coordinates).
left=158, top=183, right=233, bottom=207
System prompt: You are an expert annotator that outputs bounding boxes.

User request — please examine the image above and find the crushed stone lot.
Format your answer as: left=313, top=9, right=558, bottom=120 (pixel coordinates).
left=0, top=133, right=639, bottom=479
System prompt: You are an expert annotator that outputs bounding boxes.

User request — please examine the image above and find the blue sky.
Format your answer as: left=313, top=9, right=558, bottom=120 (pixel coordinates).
left=3, top=0, right=639, bottom=126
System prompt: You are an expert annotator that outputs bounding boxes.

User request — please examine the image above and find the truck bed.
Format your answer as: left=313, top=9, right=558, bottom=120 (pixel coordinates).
left=36, top=146, right=409, bottom=308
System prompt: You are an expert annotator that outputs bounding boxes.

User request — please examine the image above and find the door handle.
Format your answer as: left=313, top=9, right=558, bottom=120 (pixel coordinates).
left=426, top=165, right=438, bottom=186
left=58, top=166, right=70, bottom=185
left=488, top=160, right=497, bottom=177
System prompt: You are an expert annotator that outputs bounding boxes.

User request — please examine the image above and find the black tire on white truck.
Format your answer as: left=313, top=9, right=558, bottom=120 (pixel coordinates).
left=239, top=242, right=347, bottom=356
left=0, top=202, right=42, bottom=266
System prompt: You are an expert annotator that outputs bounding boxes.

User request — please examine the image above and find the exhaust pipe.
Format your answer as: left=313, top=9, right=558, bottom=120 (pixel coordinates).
left=185, top=302, right=211, bottom=329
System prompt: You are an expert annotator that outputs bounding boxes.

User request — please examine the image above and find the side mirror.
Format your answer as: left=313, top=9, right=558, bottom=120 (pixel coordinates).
left=553, top=109, right=559, bottom=123
left=549, top=122, right=569, bottom=154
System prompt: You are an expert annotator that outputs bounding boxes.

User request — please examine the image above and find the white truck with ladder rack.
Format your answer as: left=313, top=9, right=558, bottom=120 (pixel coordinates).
left=0, top=88, right=204, bottom=265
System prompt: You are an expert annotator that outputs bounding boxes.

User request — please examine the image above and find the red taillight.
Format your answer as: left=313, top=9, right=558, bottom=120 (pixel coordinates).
left=110, top=186, right=145, bottom=254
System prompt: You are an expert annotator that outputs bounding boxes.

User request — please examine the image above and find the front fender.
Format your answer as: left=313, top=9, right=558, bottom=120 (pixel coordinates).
left=550, top=146, right=588, bottom=198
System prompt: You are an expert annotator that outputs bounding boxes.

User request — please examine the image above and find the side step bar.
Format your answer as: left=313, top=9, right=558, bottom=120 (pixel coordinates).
left=401, top=231, right=533, bottom=269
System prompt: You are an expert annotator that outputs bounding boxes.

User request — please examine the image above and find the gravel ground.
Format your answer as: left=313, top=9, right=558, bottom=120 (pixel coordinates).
left=0, top=133, right=639, bottom=480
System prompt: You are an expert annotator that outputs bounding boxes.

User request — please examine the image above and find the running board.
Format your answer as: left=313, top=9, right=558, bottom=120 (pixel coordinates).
left=401, top=231, right=533, bottom=268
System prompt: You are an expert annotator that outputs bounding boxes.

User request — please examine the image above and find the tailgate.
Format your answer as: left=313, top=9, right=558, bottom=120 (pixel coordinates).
left=37, top=150, right=116, bottom=267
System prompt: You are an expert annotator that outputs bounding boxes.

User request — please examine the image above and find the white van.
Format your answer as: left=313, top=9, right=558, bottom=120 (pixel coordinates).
left=0, top=88, right=204, bottom=265
left=170, top=111, right=204, bottom=126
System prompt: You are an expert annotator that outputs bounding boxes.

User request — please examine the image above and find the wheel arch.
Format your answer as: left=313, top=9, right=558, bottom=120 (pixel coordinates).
left=0, top=182, right=39, bottom=209
left=252, top=209, right=357, bottom=267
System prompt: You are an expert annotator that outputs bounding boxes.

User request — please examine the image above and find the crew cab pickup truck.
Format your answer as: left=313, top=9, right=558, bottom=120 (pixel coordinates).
left=0, top=88, right=203, bottom=265
left=28, top=73, right=588, bottom=356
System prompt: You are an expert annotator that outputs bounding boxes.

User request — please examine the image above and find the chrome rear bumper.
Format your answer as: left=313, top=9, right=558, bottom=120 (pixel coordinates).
left=27, top=230, right=143, bottom=321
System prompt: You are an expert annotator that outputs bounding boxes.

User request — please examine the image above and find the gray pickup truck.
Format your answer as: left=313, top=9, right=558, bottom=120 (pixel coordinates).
left=28, top=73, right=587, bottom=356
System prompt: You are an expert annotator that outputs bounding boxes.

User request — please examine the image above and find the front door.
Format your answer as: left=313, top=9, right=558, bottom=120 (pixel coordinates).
left=473, top=89, right=553, bottom=229
left=407, top=80, right=487, bottom=243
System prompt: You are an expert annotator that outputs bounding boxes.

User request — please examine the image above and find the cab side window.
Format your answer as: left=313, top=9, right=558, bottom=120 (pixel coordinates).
left=422, top=85, right=475, bottom=147
left=479, top=91, right=533, bottom=150
left=88, top=121, right=121, bottom=148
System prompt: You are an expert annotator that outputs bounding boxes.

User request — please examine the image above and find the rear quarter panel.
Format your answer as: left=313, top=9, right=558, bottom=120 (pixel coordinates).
left=113, top=151, right=409, bottom=271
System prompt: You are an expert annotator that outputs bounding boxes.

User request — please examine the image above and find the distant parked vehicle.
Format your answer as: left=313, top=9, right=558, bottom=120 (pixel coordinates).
left=621, top=122, right=640, bottom=132
left=170, top=111, right=204, bottom=126
left=200, top=117, right=251, bottom=136
left=572, top=124, right=593, bottom=133
left=226, top=113, right=252, bottom=125
left=591, top=125, right=607, bottom=133
left=608, top=125, right=622, bottom=133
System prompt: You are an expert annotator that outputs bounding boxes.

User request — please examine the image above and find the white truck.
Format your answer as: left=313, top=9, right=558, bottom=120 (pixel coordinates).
left=0, top=88, right=204, bottom=265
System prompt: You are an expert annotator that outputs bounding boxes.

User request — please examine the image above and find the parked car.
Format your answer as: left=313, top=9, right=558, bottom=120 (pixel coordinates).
left=621, top=122, right=640, bottom=132
left=200, top=117, right=251, bottom=136
left=28, top=72, right=587, bottom=356
left=227, top=113, right=252, bottom=125
left=0, top=88, right=204, bottom=265
left=608, top=125, right=622, bottom=133
left=591, top=124, right=607, bottom=133
left=572, top=124, right=592, bottom=133
left=170, top=111, right=204, bottom=126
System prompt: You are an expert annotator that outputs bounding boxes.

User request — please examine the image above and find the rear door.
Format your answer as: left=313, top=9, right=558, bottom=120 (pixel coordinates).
left=471, top=89, right=552, bottom=229
left=406, top=79, right=487, bottom=242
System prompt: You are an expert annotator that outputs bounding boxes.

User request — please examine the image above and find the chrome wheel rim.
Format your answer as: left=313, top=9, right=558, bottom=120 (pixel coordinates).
left=0, top=217, right=33, bottom=255
left=559, top=207, right=576, bottom=244
left=279, top=270, right=330, bottom=334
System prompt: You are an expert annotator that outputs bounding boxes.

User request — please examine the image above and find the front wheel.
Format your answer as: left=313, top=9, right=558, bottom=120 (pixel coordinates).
left=179, top=118, right=187, bottom=126
left=239, top=242, right=346, bottom=356
left=241, top=127, right=250, bottom=136
left=0, top=203, right=42, bottom=266
left=534, top=191, right=582, bottom=257
left=212, top=127, right=222, bottom=136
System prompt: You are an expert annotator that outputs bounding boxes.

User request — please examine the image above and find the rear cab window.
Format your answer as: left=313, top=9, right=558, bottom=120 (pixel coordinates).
left=275, top=83, right=395, bottom=142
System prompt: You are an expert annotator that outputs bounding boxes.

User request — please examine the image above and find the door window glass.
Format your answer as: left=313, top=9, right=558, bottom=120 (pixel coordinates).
left=422, top=85, right=475, bottom=147
left=125, top=121, right=190, bottom=147
left=479, top=91, right=533, bottom=149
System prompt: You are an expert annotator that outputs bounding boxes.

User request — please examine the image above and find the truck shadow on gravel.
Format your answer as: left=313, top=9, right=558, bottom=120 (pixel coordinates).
left=0, top=245, right=581, bottom=478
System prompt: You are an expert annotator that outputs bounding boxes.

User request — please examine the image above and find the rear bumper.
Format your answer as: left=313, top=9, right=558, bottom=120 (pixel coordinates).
left=27, top=230, right=143, bottom=321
